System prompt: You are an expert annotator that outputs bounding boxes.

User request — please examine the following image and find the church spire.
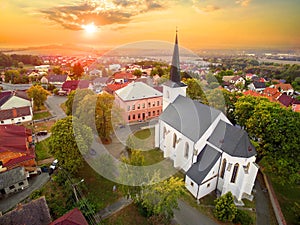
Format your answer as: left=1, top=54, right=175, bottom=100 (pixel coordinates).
left=170, top=28, right=181, bottom=83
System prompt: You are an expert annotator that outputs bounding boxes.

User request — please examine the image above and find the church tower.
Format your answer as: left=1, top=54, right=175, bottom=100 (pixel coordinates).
left=162, top=30, right=187, bottom=111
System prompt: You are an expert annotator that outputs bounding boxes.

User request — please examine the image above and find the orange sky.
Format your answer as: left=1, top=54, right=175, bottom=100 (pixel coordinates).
left=0, top=0, right=299, bottom=50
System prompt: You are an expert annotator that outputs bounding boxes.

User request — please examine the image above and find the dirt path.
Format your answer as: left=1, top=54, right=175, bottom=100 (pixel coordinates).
left=37, top=157, right=55, bottom=166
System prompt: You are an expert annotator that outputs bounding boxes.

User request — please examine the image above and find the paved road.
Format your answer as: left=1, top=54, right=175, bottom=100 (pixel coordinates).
left=174, top=200, right=218, bottom=225
left=255, top=179, right=271, bottom=225
left=45, top=95, right=67, bottom=119
left=0, top=173, right=50, bottom=213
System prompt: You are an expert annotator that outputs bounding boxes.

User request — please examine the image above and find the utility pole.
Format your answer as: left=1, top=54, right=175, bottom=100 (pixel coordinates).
left=72, top=179, right=84, bottom=202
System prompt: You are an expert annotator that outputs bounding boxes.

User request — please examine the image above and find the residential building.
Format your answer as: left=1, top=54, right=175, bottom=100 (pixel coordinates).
left=273, top=83, right=294, bottom=96
left=0, top=106, right=33, bottom=125
left=155, top=32, right=258, bottom=203
left=248, top=81, right=266, bottom=92
left=50, top=208, right=89, bottom=225
left=114, top=82, right=163, bottom=123
left=0, top=196, right=51, bottom=225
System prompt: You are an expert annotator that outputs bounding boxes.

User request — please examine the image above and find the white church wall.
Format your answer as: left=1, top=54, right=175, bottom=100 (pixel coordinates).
left=185, top=176, right=199, bottom=198
left=162, top=85, right=187, bottom=111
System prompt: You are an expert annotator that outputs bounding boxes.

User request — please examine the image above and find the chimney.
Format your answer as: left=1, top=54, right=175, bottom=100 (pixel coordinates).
left=12, top=108, right=17, bottom=118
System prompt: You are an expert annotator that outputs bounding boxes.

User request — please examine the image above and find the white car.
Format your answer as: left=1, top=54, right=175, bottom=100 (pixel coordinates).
left=49, top=159, right=58, bottom=170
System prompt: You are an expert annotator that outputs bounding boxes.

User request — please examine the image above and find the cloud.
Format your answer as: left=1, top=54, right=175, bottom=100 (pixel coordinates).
left=192, top=0, right=221, bottom=13
left=40, top=0, right=166, bottom=31
left=235, top=0, right=252, bottom=7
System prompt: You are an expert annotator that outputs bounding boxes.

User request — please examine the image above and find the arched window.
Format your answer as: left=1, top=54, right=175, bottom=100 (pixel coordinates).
left=173, top=133, right=177, bottom=148
left=220, top=159, right=227, bottom=179
left=163, top=127, right=167, bottom=139
left=230, top=163, right=239, bottom=183
left=184, top=142, right=189, bottom=158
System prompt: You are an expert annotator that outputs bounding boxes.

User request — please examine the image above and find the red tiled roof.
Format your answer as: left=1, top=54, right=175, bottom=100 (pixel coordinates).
left=62, top=80, right=80, bottom=91
left=50, top=208, right=88, bottom=225
left=78, top=80, right=90, bottom=89
left=105, top=83, right=129, bottom=93
left=113, top=72, right=136, bottom=80
left=262, top=87, right=280, bottom=97
left=0, top=125, right=31, bottom=153
left=4, top=154, right=35, bottom=168
left=243, top=90, right=261, bottom=97
left=0, top=106, right=31, bottom=121
left=274, top=83, right=293, bottom=91
left=292, top=104, right=300, bottom=112
left=277, top=94, right=294, bottom=107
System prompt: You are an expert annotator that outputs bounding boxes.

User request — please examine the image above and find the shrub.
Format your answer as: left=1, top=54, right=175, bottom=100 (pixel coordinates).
left=233, top=209, right=254, bottom=225
left=213, top=192, right=237, bottom=222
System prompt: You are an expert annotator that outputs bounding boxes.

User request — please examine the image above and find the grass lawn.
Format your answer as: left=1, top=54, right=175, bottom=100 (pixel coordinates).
left=33, top=111, right=52, bottom=120
left=102, top=204, right=150, bottom=225
left=34, top=120, right=55, bottom=132
left=140, top=148, right=164, bottom=166
left=35, top=138, right=52, bottom=161
left=77, top=161, right=122, bottom=210
left=260, top=159, right=300, bottom=224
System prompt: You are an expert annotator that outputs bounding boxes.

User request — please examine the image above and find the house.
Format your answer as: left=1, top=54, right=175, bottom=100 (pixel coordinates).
left=273, top=83, right=294, bottom=96
left=104, top=83, right=129, bottom=95
left=248, top=81, right=266, bottom=92
left=50, top=208, right=89, bottom=225
left=61, top=80, right=91, bottom=94
left=277, top=94, right=296, bottom=107
left=0, top=125, right=37, bottom=172
left=230, top=76, right=245, bottom=86
left=112, top=71, right=136, bottom=84
left=0, top=196, right=52, bottom=225
left=0, top=106, right=33, bottom=125
left=89, top=69, right=102, bottom=77
left=47, top=74, right=68, bottom=86
left=114, top=82, right=163, bottom=123
left=292, top=104, right=300, bottom=112
left=0, top=90, right=31, bottom=110
left=155, top=32, right=258, bottom=203
left=0, top=166, right=29, bottom=196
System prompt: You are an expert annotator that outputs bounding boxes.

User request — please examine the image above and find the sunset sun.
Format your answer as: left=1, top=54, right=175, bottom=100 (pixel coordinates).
left=82, top=23, right=97, bottom=34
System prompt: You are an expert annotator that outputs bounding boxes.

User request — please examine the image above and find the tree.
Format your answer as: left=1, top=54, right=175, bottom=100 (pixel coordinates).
left=72, top=62, right=84, bottom=80
left=5, top=70, right=20, bottom=84
left=26, top=84, right=50, bottom=110
left=65, top=89, right=95, bottom=116
left=133, top=69, right=142, bottom=77
left=185, top=78, right=207, bottom=103
left=49, top=116, right=93, bottom=174
left=213, top=192, right=237, bottom=222
left=95, top=92, right=115, bottom=142
left=52, top=66, right=62, bottom=75
left=141, top=175, right=185, bottom=223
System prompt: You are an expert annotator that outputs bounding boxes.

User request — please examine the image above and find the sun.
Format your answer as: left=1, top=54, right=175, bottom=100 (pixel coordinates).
left=82, top=23, right=97, bottom=34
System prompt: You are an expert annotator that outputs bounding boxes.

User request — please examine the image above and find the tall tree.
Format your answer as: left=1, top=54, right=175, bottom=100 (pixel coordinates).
left=72, top=62, right=84, bottom=80
left=49, top=116, right=93, bottom=174
left=95, top=92, right=115, bottom=142
left=65, top=89, right=95, bottom=116
left=26, top=84, right=50, bottom=110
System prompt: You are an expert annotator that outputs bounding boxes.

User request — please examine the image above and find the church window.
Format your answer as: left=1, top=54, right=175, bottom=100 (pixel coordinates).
left=163, top=127, right=167, bottom=139
left=231, top=163, right=239, bottom=183
left=173, top=133, right=177, bottom=148
left=184, top=142, right=189, bottom=159
left=220, top=159, right=227, bottom=179
left=190, top=182, right=194, bottom=187
left=207, top=183, right=210, bottom=188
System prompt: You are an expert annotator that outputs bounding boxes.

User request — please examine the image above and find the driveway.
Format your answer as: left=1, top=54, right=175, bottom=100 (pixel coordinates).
left=0, top=173, right=50, bottom=213
left=255, top=178, right=271, bottom=225
left=45, top=95, right=67, bottom=119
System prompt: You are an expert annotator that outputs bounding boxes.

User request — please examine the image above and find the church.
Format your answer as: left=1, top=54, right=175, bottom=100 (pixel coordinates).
left=154, top=32, right=259, bottom=203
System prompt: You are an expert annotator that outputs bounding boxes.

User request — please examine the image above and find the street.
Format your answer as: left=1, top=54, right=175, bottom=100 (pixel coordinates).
left=45, top=95, right=67, bottom=119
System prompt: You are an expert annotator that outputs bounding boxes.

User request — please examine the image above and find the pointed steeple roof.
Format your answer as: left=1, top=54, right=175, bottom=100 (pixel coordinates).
left=164, top=29, right=186, bottom=88
left=170, top=29, right=180, bottom=83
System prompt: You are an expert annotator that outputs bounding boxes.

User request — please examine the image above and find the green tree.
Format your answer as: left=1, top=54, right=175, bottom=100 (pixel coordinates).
left=233, top=209, right=254, bottom=225
left=49, top=116, right=93, bottom=174
left=52, top=66, right=62, bottom=75
left=185, top=78, right=207, bottom=103
left=119, top=150, right=145, bottom=201
left=141, top=175, right=185, bottom=223
left=26, top=84, right=50, bottom=110
left=65, top=89, right=95, bottom=116
left=133, top=69, right=142, bottom=77
left=213, top=192, right=237, bottom=222
left=5, top=70, right=20, bottom=84
left=95, top=92, right=115, bottom=142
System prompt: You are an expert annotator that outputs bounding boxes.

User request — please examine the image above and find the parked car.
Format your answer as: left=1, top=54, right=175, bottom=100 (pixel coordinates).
left=36, top=130, right=48, bottom=136
left=49, top=159, right=58, bottom=170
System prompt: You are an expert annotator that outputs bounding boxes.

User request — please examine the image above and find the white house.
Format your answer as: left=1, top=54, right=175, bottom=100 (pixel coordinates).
left=155, top=32, right=258, bottom=204
left=0, top=106, right=33, bottom=124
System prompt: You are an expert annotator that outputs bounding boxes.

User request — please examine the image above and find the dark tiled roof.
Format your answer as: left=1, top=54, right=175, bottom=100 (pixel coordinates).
left=47, top=75, right=68, bottom=83
left=277, top=94, right=294, bottom=107
left=253, top=82, right=266, bottom=89
left=50, top=208, right=88, bottom=225
left=0, top=167, right=27, bottom=190
left=0, top=196, right=52, bottom=225
left=160, top=95, right=221, bottom=142
left=208, top=120, right=256, bottom=158
left=186, top=145, right=221, bottom=185
left=62, top=80, right=79, bottom=91
left=0, top=106, right=31, bottom=120
left=163, top=80, right=187, bottom=88
left=0, top=94, right=11, bottom=107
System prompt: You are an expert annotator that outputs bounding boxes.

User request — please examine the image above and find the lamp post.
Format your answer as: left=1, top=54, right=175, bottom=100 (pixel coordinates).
left=72, top=179, right=84, bottom=202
